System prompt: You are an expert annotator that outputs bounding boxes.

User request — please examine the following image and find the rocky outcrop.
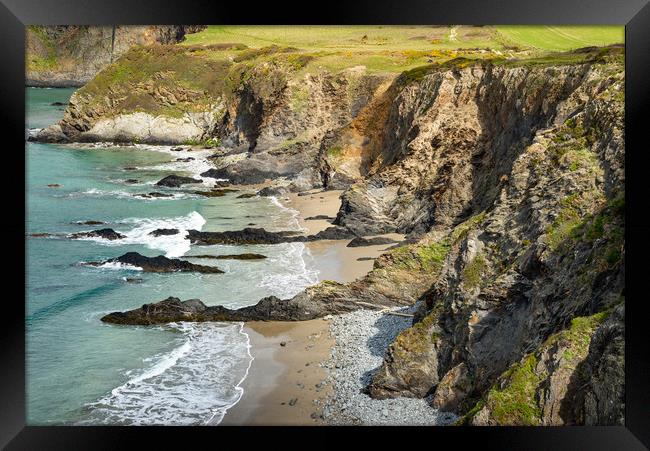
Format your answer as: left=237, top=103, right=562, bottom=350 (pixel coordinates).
left=362, top=49, right=625, bottom=425
left=333, top=49, right=624, bottom=236
left=88, top=252, right=224, bottom=274
left=347, top=236, right=398, bottom=247
left=70, top=228, right=125, bottom=240
left=155, top=175, right=202, bottom=187
left=26, top=25, right=204, bottom=87
left=186, top=253, right=267, bottom=260
left=466, top=305, right=623, bottom=425
left=186, top=225, right=357, bottom=245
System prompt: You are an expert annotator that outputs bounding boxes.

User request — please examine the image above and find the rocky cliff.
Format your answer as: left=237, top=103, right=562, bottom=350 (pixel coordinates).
left=55, top=43, right=624, bottom=425
left=26, top=25, right=205, bottom=87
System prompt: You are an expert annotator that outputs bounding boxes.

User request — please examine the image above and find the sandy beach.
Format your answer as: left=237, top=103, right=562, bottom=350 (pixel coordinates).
left=220, top=319, right=333, bottom=425
left=220, top=187, right=404, bottom=425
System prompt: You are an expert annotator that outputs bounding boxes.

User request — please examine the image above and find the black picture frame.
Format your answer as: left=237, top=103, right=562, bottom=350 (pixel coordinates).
left=2, top=0, right=649, bottom=448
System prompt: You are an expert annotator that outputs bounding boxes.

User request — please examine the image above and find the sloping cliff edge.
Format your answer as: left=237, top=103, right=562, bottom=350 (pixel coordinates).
left=43, top=44, right=624, bottom=425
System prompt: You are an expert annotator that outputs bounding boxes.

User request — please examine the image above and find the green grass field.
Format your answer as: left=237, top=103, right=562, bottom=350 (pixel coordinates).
left=495, top=26, right=624, bottom=51
left=179, top=25, right=623, bottom=75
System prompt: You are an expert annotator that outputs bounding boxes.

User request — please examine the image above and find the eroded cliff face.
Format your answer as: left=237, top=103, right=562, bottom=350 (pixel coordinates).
left=359, top=50, right=625, bottom=425
left=26, top=26, right=201, bottom=87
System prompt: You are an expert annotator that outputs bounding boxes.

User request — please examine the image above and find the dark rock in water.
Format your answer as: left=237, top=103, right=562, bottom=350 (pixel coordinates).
left=288, top=398, right=298, bottom=406
left=149, top=228, right=180, bottom=237
left=357, top=257, right=377, bottom=261
left=123, top=166, right=138, bottom=171
left=200, top=168, right=227, bottom=179
left=297, top=192, right=314, bottom=197
left=247, top=223, right=256, bottom=226
left=50, top=101, right=67, bottom=106
left=213, top=180, right=231, bottom=188
left=125, top=278, right=143, bottom=283
left=136, top=192, right=174, bottom=198
left=175, top=157, right=195, bottom=162
left=187, top=227, right=307, bottom=245
left=156, top=175, right=202, bottom=188
left=90, top=252, right=224, bottom=274
left=47, top=183, right=62, bottom=188
left=28, top=232, right=56, bottom=238
left=186, top=226, right=356, bottom=246
left=193, top=188, right=238, bottom=197
left=187, top=253, right=267, bottom=260
left=100, top=276, right=400, bottom=325
left=347, top=236, right=399, bottom=248
left=257, top=186, right=290, bottom=197
left=170, top=146, right=187, bottom=152
left=237, top=193, right=257, bottom=199
left=74, top=220, right=105, bottom=225
left=124, top=179, right=139, bottom=184
left=201, top=166, right=282, bottom=184
left=307, top=226, right=357, bottom=241
left=305, top=215, right=335, bottom=221
left=70, top=228, right=125, bottom=241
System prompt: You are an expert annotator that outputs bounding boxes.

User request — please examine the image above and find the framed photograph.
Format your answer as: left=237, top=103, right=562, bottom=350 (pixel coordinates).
left=2, top=0, right=648, bottom=448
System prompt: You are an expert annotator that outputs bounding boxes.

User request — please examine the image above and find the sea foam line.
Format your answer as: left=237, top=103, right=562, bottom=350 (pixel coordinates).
left=207, top=322, right=254, bottom=425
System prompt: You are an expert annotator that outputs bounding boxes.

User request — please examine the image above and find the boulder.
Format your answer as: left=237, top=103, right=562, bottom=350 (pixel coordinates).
left=155, top=174, right=202, bottom=187
left=346, top=236, right=399, bottom=247
left=70, top=228, right=125, bottom=240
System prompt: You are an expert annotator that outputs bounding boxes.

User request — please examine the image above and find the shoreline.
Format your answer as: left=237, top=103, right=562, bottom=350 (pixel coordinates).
left=220, top=185, right=407, bottom=425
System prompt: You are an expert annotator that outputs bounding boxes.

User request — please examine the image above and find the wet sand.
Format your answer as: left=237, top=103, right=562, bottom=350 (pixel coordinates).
left=221, top=187, right=402, bottom=425
left=220, top=319, right=333, bottom=425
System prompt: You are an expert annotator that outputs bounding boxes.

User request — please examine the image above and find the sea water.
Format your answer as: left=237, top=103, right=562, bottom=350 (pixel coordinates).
left=25, top=88, right=319, bottom=425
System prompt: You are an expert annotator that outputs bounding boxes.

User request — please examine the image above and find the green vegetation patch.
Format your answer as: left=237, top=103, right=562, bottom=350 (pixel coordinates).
left=466, top=310, right=610, bottom=425
left=392, top=306, right=442, bottom=357
left=544, top=194, right=585, bottom=252
left=462, top=254, right=487, bottom=289
left=451, top=211, right=487, bottom=245
left=27, top=26, right=59, bottom=71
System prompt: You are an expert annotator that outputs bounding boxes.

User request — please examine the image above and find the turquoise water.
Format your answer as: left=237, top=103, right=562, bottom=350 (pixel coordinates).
left=26, top=88, right=318, bottom=425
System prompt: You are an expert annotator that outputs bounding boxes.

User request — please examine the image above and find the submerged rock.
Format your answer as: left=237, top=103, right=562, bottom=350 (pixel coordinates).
left=70, top=228, right=125, bottom=240
left=73, top=220, right=105, bottom=225
left=237, top=193, right=257, bottom=199
left=346, top=236, right=398, bottom=247
left=149, top=228, right=180, bottom=237
left=155, top=174, right=202, bottom=188
left=135, top=192, right=174, bottom=198
left=90, top=252, right=223, bottom=274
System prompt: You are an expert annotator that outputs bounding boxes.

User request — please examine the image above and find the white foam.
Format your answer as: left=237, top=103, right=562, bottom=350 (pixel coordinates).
left=95, top=262, right=143, bottom=271
left=258, top=242, right=320, bottom=299
left=78, top=211, right=205, bottom=258
left=70, top=188, right=196, bottom=201
left=79, top=322, right=253, bottom=425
